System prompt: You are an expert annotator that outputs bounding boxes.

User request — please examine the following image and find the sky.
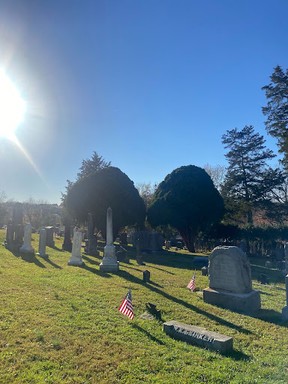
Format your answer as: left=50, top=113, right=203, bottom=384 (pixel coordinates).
left=0, top=0, right=287, bottom=204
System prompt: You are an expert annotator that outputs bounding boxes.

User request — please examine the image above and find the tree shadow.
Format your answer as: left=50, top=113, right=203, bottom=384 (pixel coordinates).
left=117, top=270, right=252, bottom=335
left=145, top=264, right=175, bottom=275
left=130, top=323, right=166, bottom=345
left=122, top=265, right=144, bottom=273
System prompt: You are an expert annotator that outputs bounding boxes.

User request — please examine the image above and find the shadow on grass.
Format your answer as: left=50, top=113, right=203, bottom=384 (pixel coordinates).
left=253, top=308, right=285, bottom=325
left=47, top=245, right=63, bottom=252
left=145, top=264, right=175, bottom=275
left=39, top=255, right=62, bottom=269
left=117, top=270, right=252, bottom=335
left=8, top=249, right=47, bottom=268
left=131, top=323, right=166, bottom=346
left=148, top=280, right=164, bottom=288
left=223, top=349, right=250, bottom=361
left=82, top=255, right=100, bottom=266
left=81, top=263, right=112, bottom=278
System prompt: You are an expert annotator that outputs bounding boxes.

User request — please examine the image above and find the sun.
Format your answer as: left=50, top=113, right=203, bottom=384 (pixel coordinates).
left=0, top=69, right=26, bottom=140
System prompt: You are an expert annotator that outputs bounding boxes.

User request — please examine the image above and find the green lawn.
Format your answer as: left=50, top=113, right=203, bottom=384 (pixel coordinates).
left=0, top=229, right=287, bottom=383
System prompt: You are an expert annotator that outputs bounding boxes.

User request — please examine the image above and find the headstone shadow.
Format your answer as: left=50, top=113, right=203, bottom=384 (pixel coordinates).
left=118, top=270, right=252, bottom=335
left=39, top=255, right=62, bottom=269
left=81, top=263, right=112, bottom=278
left=82, top=255, right=100, bottom=266
left=20, top=252, right=46, bottom=268
left=252, top=308, right=285, bottom=326
left=130, top=323, right=165, bottom=345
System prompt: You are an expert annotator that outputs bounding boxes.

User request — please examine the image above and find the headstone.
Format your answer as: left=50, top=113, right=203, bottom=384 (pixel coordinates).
left=99, top=207, right=119, bottom=273
left=143, top=270, right=151, bottom=283
left=201, top=266, right=208, bottom=276
left=284, top=242, right=288, bottom=274
left=132, top=231, right=164, bottom=252
left=68, top=228, right=84, bottom=266
left=20, top=223, right=34, bottom=254
left=62, top=224, right=72, bottom=252
left=37, top=228, right=47, bottom=257
left=4, top=204, right=23, bottom=251
left=45, top=226, right=55, bottom=247
left=86, top=212, right=98, bottom=255
left=163, top=320, right=233, bottom=354
left=282, top=274, right=288, bottom=320
left=203, top=246, right=261, bottom=313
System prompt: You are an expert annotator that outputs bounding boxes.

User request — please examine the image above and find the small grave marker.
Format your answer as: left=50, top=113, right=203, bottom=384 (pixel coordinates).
left=163, top=320, right=233, bottom=354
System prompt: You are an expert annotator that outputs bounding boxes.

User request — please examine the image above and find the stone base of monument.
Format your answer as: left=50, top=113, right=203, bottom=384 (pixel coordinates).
left=68, top=257, right=84, bottom=266
left=99, top=259, right=119, bottom=273
left=203, top=288, right=261, bottom=314
left=36, top=252, right=48, bottom=258
left=282, top=306, right=288, bottom=321
left=99, top=245, right=119, bottom=273
left=163, top=320, right=233, bottom=354
left=19, top=245, right=35, bottom=254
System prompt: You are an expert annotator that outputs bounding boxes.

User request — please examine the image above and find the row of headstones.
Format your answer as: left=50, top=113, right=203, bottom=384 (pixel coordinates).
left=16, top=208, right=120, bottom=273
left=5, top=223, right=55, bottom=252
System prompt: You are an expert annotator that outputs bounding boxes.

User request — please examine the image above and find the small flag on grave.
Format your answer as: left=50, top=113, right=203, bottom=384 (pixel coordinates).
left=187, top=275, right=196, bottom=291
left=118, top=289, right=134, bottom=319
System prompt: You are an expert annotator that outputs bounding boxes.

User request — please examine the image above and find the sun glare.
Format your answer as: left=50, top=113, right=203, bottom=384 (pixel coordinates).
left=0, top=69, right=26, bottom=140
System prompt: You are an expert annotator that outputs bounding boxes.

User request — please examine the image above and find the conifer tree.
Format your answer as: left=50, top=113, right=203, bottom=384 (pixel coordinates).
left=221, top=125, right=283, bottom=225
left=262, top=65, right=288, bottom=168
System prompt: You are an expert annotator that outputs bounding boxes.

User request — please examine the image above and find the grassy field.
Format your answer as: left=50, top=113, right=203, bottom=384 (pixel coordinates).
left=0, top=229, right=287, bottom=384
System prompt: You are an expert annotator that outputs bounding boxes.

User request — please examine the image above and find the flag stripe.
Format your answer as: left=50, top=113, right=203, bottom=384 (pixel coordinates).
left=118, top=290, right=134, bottom=319
left=187, top=275, right=196, bottom=291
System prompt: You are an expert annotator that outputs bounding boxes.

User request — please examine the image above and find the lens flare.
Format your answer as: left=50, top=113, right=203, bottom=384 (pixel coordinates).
left=0, top=69, right=26, bottom=140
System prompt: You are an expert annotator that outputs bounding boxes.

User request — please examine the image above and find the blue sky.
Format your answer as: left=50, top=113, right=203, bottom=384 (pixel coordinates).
left=0, top=0, right=287, bottom=203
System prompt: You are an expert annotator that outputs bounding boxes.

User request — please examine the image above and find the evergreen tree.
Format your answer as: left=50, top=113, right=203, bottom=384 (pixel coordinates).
left=147, top=165, right=224, bottom=252
left=221, top=125, right=283, bottom=225
left=262, top=65, right=288, bottom=168
left=77, top=151, right=111, bottom=180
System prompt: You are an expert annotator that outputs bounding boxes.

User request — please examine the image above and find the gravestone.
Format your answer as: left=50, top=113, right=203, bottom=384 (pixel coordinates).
left=99, top=207, right=119, bottom=273
left=282, top=274, right=288, bottom=320
left=143, top=270, right=151, bottom=283
left=4, top=204, right=23, bottom=251
left=86, top=212, right=98, bottom=255
left=45, top=226, right=55, bottom=247
left=163, top=321, right=233, bottom=354
left=284, top=242, right=288, bottom=274
left=68, top=228, right=84, bottom=266
left=37, top=228, right=47, bottom=257
left=132, top=231, right=164, bottom=252
left=203, top=246, right=261, bottom=313
left=20, top=223, right=34, bottom=254
left=62, top=224, right=72, bottom=252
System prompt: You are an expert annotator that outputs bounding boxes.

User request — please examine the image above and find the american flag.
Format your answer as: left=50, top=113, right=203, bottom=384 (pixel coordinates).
left=187, top=275, right=196, bottom=291
left=118, top=289, right=134, bottom=319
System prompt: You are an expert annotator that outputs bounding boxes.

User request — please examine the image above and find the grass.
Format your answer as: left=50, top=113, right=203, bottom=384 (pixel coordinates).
left=0, top=229, right=287, bottom=383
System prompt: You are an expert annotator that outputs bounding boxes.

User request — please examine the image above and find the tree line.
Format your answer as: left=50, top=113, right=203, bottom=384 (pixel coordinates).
left=2, top=66, right=287, bottom=255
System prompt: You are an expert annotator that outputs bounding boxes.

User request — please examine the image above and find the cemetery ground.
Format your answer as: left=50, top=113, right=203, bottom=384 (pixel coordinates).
left=0, top=229, right=287, bottom=384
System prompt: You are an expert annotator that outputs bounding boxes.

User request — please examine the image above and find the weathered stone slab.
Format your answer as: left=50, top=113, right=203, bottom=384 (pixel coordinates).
left=163, top=320, right=233, bottom=354
left=203, top=246, right=261, bottom=314
left=203, top=288, right=261, bottom=313
left=209, top=246, right=252, bottom=293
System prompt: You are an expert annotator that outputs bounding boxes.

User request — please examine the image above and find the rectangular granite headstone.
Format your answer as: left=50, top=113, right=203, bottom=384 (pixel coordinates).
left=163, top=320, right=233, bottom=354
left=203, top=246, right=261, bottom=313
